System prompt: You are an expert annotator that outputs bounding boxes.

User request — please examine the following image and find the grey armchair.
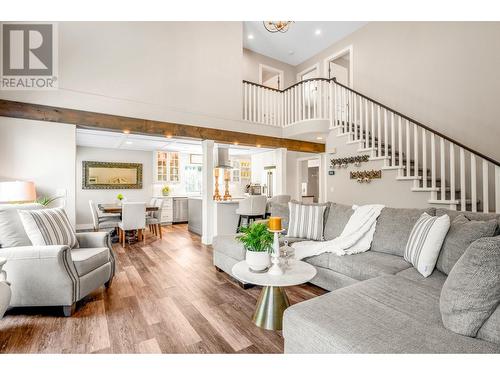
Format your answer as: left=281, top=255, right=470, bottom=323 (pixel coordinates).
left=0, top=231, right=115, bottom=316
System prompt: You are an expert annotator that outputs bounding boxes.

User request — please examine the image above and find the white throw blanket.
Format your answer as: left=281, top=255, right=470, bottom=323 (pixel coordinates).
left=291, top=204, right=385, bottom=260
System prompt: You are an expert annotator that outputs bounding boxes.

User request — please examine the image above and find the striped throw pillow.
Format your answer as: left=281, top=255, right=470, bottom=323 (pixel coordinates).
left=18, top=207, right=79, bottom=249
left=404, top=212, right=450, bottom=277
left=287, top=201, right=327, bottom=241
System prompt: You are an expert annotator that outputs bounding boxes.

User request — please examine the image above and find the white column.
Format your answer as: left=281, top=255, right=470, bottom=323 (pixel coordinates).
left=274, top=148, right=287, bottom=195
left=319, top=153, right=329, bottom=203
left=202, top=140, right=215, bottom=245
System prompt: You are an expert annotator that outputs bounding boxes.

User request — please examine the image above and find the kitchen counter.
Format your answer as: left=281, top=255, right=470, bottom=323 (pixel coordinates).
left=187, top=197, right=202, bottom=235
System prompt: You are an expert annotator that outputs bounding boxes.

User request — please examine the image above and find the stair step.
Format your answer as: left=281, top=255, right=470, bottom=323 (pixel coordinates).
left=396, top=176, right=422, bottom=181
left=381, top=166, right=403, bottom=171
left=357, top=147, right=374, bottom=152
left=346, top=139, right=364, bottom=145
left=428, top=199, right=460, bottom=205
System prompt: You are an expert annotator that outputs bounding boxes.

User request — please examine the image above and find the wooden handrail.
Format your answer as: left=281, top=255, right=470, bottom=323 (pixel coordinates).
left=242, top=77, right=500, bottom=167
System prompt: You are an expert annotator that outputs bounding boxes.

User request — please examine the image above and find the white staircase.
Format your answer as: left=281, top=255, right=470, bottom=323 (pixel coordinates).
left=242, top=78, right=500, bottom=213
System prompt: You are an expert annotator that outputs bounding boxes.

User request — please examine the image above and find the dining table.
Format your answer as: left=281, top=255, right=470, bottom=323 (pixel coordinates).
left=97, top=203, right=159, bottom=214
left=97, top=203, right=159, bottom=243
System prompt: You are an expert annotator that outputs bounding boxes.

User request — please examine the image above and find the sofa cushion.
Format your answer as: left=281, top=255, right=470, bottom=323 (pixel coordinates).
left=304, top=253, right=330, bottom=268
left=323, top=203, right=354, bottom=241
left=404, top=212, right=450, bottom=277
left=71, top=247, right=110, bottom=276
left=436, top=208, right=500, bottom=235
left=477, top=305, right=500, bottom=345
left=371, top=207, right=436, bottom=256
left=0, top=203, right=43, bottom=248
left=324, top=251, right=411, bottom=281
left=212, top=234, right=245, bottom=261
left=396, top=267, right=447, bottom=294
left=283, top=275, right=499, bottom=353
left=270, top=203, right=290, bottom=230
left=287, top=201, right=329, bottom=241
left=436, top=215, right=498, bottom=275
left=440, top=237, right=500, bottom=337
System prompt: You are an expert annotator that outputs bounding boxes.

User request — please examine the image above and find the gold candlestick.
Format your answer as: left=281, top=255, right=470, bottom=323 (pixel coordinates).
left=223, top=169, right=232, bottom=201
left=213, top=168, right=221, bottom=201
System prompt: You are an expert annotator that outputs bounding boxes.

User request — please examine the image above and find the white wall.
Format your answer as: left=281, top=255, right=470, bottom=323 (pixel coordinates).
left=243, top=48, right=297, bottom=88
left=251, top=151, right=276, bottom=184
left=76, top=146, right=153, bottom=228
left=296, top=22, right=500, bottom=161
left=0, top=118, right=76, bottom=225
left=0, top=22, right=282, bottom=138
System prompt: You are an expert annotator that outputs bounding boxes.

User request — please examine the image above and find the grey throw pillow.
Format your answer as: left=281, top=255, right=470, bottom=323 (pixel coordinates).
left=270, top=202, right=290, bottom=230
left=436, top=215, right=498, bottom=275
left=440, top=237, right=500, bottom=337
left=323, top=203, right=353, bottom=241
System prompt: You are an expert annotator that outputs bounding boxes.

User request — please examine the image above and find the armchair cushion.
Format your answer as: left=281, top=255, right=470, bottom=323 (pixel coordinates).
left=18, top=207, right=79, bottom=249
left=0, top=203, right=43, bottom=248
left=71, top=247, right=110, bottom=276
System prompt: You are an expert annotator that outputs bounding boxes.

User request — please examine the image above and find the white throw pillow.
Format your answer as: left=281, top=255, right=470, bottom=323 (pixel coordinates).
left=0, top=203, right=43, bottom=248
left=18, top=207, right=79, bottom=249
left=404, top=212, right=450, bottom=277
left=287, top=201, right=327, bottom=241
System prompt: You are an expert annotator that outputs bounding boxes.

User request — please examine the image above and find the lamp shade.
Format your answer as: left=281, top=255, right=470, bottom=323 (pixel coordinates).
left=0, top=181, right=37, bottom=203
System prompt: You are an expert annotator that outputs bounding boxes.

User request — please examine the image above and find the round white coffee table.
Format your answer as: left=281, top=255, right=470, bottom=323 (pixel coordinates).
left=232, top=260, right=316, bottom=331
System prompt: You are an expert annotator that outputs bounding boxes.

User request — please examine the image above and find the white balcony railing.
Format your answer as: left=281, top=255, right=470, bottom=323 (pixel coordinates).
left=242, top=78, right=332, bottom=127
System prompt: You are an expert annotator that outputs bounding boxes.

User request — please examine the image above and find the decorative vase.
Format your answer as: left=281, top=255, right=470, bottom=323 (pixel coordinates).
left=245, top=250, right=270, bottom=272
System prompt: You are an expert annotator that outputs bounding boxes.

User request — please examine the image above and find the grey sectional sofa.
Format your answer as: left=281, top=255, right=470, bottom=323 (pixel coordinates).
left=212, top=203, right=500, bottom=353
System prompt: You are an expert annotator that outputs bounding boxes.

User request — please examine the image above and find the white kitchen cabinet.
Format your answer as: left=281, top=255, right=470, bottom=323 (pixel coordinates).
left=156, top=197, right=173, bottom=224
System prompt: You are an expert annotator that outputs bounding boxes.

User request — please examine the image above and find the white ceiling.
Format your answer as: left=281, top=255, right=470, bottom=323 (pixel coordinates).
left=76, top=129, right=271, bottom=156
left=243, top=21, right=367, bottom=66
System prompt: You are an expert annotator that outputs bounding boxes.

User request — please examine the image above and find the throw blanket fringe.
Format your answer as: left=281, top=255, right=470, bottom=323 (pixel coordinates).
left=292, top=204, right=385, bottom=260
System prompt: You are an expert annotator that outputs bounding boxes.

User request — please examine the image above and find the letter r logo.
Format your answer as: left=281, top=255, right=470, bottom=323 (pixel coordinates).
left=2, top=24, right=53, bottom=76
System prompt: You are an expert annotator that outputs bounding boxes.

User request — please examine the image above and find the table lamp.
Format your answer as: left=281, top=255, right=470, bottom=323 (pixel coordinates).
left=267, top=216, right=284, bottom=275
left=0, top=181, right=36, bottom=203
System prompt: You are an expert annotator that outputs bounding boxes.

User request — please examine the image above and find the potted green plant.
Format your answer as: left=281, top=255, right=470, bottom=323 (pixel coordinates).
left=237, top=222, right=273, bottom=272
left=161, top=185, right=170, bottom=196
left=116, top=193, right=125, bottom=204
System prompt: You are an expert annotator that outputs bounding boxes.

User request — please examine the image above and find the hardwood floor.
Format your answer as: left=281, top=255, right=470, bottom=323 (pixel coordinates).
left=0, top=224, right=325, bottom=353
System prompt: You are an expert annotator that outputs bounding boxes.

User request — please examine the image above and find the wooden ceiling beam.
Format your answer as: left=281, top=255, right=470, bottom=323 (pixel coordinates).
left=0, top=99, right=325, bottom=153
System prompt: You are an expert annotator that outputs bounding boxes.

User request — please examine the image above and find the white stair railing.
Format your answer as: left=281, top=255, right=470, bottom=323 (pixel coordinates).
left=330, top=79, right=500, bottom=213
left=242, top=78, right=500, bottom=213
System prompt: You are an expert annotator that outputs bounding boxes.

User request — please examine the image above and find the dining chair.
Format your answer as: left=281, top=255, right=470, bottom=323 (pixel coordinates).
left=146, top=199, right=164, bottom=239
left=89, top=200, right=120, bottom=231
left=235, top=195, right=268, bottom=230
left=118, top=202, right=146, bottom=246
left=266, top=195, right=291, bottom=218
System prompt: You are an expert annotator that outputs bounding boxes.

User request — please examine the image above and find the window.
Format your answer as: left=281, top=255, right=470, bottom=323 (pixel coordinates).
left=156, top=151, right=179, bottom=183
left=184, top=165, right=202, bottom=193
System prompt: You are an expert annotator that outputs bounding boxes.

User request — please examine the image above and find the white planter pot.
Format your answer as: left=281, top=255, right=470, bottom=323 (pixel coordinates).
left=246, top=250, right=270, bottom=272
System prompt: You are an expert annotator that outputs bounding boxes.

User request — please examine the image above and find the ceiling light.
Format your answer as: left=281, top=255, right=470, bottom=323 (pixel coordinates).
left=315, top=29, right=321, bottom=35
left=166, top=134, right=173, bottom=139
left=316, top=136, right=323, bottom=140
left=123, top=130, right=130, bottom=134
left=256, top=144, right=261, bottom=148
left=263, top=21, right=294, bottom=33
left=247, top=34, right=254, bottom=40
left=125, top=141, right=133, bottom=145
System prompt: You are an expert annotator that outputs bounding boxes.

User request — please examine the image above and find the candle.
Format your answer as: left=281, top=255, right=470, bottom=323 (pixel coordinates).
left=268, top=216, right=282, bottom=231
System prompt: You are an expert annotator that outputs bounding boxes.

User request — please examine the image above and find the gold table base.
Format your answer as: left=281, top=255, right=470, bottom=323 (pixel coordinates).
left=252, top=286, right=290, bottom=331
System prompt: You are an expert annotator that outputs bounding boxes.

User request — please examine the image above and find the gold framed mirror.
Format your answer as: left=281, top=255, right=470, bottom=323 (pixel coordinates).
left=82, top=161, right=143, bottom=189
